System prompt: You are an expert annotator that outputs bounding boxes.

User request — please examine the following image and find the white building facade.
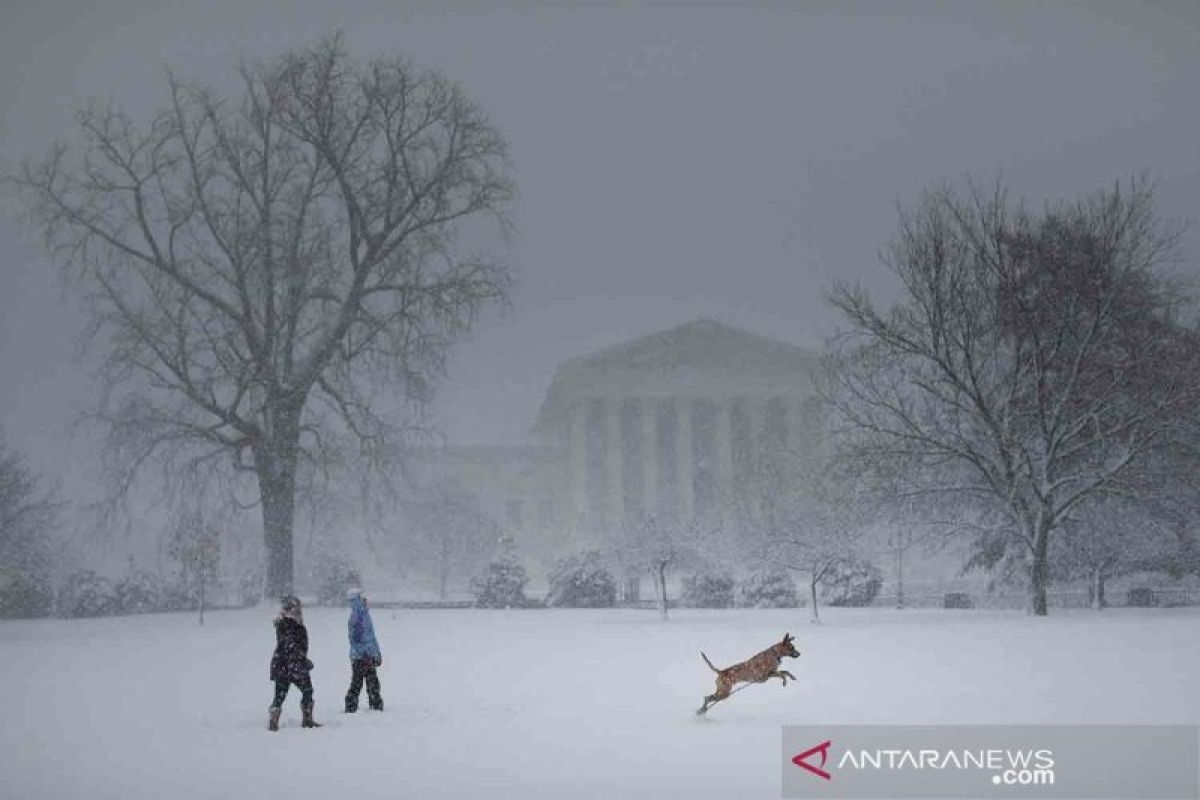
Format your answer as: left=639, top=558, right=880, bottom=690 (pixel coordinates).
left=426, top=320, right=823, bottom=559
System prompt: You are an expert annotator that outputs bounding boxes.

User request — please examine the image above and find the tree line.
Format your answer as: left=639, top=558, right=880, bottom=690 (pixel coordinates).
left=6, top=36, right=1198, bottom=617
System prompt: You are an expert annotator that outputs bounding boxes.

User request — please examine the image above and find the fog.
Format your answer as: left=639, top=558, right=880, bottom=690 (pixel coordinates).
left=2, top=7, right=1200, bottom=797
left=1, top=2, right=1198, bottom=582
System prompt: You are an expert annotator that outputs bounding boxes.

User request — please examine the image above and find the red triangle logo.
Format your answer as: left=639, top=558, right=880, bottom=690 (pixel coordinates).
left=792, top=739, right=833, bottom=781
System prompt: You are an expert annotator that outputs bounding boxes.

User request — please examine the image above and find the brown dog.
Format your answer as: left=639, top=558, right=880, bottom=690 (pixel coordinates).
left=697, top=632, right=800, bottom=714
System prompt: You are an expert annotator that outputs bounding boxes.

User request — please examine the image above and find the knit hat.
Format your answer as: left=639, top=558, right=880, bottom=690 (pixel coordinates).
left=346, top=587, right=362, bottom=600
left=280, top=594, right=304, bottom=623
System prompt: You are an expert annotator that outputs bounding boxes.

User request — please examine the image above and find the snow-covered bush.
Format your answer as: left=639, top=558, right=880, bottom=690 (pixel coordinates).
left=824, top=559, right=883, bottom=607
left=943, top=592, right=974, bottom=609
left=112, top=569, right=162, bottom=614
left=0, top=568, right=54, bottom=618
left=546, top=550, right=616, bottom=608
left=681, top=570, right=735, bottom=608
left=157, top=578, right=197, bottom=611
left=57, top=570, right=117, bottom=618
left=0, top=438, right=61, bottom=619
left=470, top=555, right=530, bottom=609
left=738, top=567, right=800, bottom=608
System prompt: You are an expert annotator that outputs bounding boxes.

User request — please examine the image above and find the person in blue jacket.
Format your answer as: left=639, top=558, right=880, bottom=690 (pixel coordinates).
left=344, top=587, right=383, bottom=712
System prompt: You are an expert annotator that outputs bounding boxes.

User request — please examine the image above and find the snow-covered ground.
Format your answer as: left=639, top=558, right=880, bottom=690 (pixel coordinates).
left=2, top=606, right=1197, bottom=799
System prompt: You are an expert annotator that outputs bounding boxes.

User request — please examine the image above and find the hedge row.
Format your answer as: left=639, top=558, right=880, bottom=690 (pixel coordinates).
left=0, top=568, right=258, bottom=619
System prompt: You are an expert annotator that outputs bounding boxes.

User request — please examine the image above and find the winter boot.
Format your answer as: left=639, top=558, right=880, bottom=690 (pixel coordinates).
left=344, top=696, right=358, bottom=714
left=368, top=694, right=384, bottom=712
left=268, top=707, right=281, bottom=732
left=301, top=705, right=322, bottom=728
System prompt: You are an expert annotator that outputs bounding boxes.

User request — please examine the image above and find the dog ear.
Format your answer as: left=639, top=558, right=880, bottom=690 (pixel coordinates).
left=783, top=632, right=792, bottom=642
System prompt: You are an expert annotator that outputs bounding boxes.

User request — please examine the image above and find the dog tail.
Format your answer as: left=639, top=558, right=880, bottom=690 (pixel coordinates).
left=700, top=651, right=720, bottom=673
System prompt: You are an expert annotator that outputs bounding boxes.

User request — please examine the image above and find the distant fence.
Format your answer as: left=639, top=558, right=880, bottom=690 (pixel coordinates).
left=355, top=589, right=1199, bottom=613
left=872, top=587, right=1200, bottom=610
left=371, top=600, right=474, bottom=610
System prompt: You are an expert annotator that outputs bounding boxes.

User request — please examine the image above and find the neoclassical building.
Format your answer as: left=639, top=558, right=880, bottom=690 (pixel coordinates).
left=423, top=319, right=822, bottom=558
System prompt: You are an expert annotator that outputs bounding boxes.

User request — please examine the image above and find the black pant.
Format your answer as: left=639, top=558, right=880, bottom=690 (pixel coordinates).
left=345, top=658, right=383, bottom=711
left=272, top=674, right=314, bottom=710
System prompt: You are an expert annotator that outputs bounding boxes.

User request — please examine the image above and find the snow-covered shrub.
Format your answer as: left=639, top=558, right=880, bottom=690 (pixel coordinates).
left=470, top=555, right=530, bottom=609
left=157, top=578, right=196, bottom=611
left=314, top=557, right=361, bottom=606
left=1126, top=587, right=1157, bottom=608
left=0, top=568, right=54, bottom=618
left=546, top=550, right=616, bottom=608
left=943, top=592, right=974, bottom=609
left=824, top=560, right=883, bottom=607
left=57, top=570, right=117, bottom=618
left=681, top=570, right=735, bottom=608
left=112, top=569, right=162, bottom=614
left=738, top=567, right=800, bottom=608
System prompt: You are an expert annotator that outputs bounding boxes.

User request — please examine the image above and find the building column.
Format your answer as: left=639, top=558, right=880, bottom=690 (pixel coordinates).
left=791, top=397, right=811, bottom=455
left=772, top=397, right=791, bottom=451
left=715, top=398, right=734, bottom=519
left=569, top=400, right=588, bottom=526
left=604, top=397, right=624, bottom=533
left=747, top=398, right=766, bottom=521
left=640, top=397, right=658, bottom=520
left=748, top=397, right=767, bottom=453
left=676, top=396, right=694, bottom=521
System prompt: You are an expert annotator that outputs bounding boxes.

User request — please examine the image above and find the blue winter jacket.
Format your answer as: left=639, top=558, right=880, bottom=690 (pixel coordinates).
left=348, top=596, right=382, bottom=662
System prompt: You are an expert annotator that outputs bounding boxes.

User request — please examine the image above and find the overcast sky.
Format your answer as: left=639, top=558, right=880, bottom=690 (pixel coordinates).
left=1, top=1, right=1198, bottom=495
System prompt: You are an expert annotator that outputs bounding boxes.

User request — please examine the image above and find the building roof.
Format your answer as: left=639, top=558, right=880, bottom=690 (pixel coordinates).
left=533, top=319, right=819, bottom=433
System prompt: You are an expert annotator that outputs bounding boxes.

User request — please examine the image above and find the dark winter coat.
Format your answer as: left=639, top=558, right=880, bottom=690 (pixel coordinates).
left=347, top=596, right=381, bottom=663
left=269, top=614, right=313, bottom=683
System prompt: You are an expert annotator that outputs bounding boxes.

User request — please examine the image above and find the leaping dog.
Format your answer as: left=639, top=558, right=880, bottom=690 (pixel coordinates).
left=697, top=632, right=800, bottom=715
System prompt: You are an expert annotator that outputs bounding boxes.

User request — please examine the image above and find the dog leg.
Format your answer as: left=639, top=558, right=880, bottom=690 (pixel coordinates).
left=768, top=671, right=796, bottom=690
left=698, top=681, right=732, bottom=714
left=699, top=694, right=726, bottom=714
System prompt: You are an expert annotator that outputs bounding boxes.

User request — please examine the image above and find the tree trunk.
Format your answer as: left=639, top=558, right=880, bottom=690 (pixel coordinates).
left=257, top=407, right=302, bottom=599
left=896, top=541, right=905, bottom=610
left=1090, top=567, right=1106, bottom=611
left=198, top=573, right=206, bottom=626
left=656, top=562, right=669, bottom=621
left=437, top=538, right=449, bottom=600
left=810, top=575, right=821, bottom=624
left=1029, top=520, right=1051, bottom=616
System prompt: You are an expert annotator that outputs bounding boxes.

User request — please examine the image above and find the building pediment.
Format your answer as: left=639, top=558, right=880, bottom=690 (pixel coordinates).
left=534, top=319, right=818, bottom=433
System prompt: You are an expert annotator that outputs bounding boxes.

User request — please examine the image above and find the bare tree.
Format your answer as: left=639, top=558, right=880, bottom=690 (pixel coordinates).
left=1055, top=447, right=1200, bottom=608
left=827, top=178, right=1199, bottom=615
left=886, top=527, right=915, bottom=609
left=859, top=467, right=942, bottom=609
left=404, top=479, right=500, bottom=599
left=167, top=504, right=221, bottom=624
left=1051, top=494, right=1175, bottom=610
left=616, top=515, right=707, bottom=621
left=13, top=36, right=514, bottom=595
left=740, top=447, right=872, bottom=624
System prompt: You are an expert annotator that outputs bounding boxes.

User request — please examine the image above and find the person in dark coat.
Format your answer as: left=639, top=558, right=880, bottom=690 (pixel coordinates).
left=344, top=587, right=384, bottom=712
left=268, top=595, right=320, bottom=730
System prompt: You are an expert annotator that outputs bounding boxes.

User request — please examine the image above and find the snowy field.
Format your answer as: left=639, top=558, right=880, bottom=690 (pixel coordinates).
left=2, top=606, right=1198, bottom=799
